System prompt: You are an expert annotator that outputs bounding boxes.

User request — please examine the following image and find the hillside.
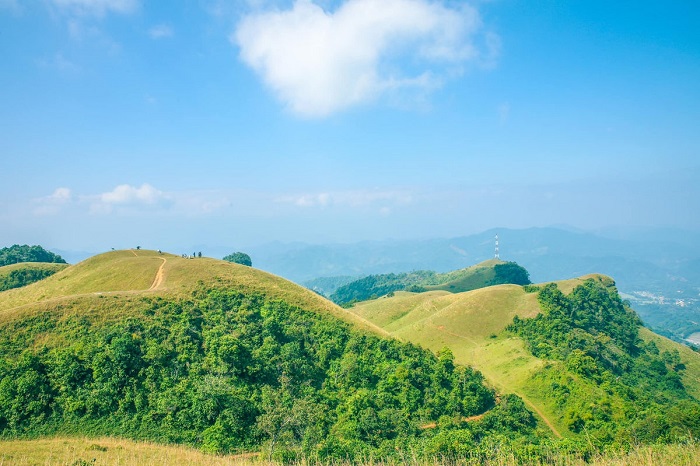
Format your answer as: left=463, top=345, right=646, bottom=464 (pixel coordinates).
left=350, top=274, right=700, bottom=440
left=0, top=249, right=385, bottom=336
left=329, top=260, right=530, bottom=305
left=0, top=249, right=547, bottom=462
left=0, top=262, right=69, bottom=292
left=248, top=228, right=700, bottom=343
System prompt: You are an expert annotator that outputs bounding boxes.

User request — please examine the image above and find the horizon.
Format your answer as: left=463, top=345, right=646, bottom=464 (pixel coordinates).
left=2, top=1, right=699, bottom=252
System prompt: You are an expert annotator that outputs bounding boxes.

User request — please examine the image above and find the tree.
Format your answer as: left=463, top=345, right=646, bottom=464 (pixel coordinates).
left=223, top=252, right=252, bottom=267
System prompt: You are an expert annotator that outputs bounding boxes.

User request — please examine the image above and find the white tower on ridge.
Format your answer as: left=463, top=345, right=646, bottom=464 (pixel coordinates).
left=494, top=234, right=500, bottom=260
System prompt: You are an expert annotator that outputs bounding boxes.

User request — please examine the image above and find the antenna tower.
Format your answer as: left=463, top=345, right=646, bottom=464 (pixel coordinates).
left=494, top=234, right=500, bottom=259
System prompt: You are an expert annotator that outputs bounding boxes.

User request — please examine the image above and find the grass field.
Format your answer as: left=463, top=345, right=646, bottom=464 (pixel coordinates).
left=349, top=274, right=700, bottom=439
left=0, top=249, right=388, bottom=336
left=1, top=437, right=698, bottom=466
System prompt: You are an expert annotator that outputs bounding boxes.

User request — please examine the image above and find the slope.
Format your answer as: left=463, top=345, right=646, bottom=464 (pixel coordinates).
left=0, top=249, right=386, bottom=336
left=350, top=274, right=700, bottom=438
left=0, top=250, right=542, bottom=460
left=0, top=262, right=69, bottom=292
left=329, top=259, right=529, bottom=305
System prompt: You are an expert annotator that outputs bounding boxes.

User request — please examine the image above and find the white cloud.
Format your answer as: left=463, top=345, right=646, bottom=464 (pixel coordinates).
left=149, top=24, right=173, bottom=39
left=234, top=0, right=493, bottom=117
left=51, top=0, right=138, bottom=16
left=33, top=187, right=73, bottom=215
left=99, top=183, right=166, bottom=205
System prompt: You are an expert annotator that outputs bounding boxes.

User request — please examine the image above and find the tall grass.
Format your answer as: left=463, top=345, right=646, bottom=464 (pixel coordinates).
left=1, top=438, right=698, bottom=466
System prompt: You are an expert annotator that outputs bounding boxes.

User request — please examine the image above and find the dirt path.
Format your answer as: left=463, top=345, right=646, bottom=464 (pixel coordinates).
left=1, top=255, right=169, bottom=316
left=148, top=257, right=167, bottom=291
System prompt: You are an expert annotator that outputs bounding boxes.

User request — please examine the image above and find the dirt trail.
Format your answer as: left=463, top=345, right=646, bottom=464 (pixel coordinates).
left=2, top=255, right=169, bottom=315
left=148, top=257, right=167, bottom=291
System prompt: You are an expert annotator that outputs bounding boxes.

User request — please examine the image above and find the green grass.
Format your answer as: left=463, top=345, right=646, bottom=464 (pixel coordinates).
left=0, top=249, right=388, bottom=337
left=423, top=259, right=503, bottom=292
left=349, top=274, right=682, bottom=439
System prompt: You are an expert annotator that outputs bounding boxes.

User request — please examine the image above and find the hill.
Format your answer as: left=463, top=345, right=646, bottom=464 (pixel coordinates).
left=246, top=227, right=700, bottom=343
left=329, top=260, right=530, bottom=305
left=350, top=274, right=700, bottom=441
left=0, top=249, right=548, bottom=462
left=0, top=262, right=69, bottom=292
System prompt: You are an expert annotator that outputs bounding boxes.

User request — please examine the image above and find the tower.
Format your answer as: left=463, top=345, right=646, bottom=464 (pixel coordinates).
left=494, top=234, right=500, bottom=259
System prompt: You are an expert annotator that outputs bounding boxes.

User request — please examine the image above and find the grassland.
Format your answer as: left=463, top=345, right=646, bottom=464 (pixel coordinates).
left=1, top=437, right=698, bottom=466
left=422, top=259, right=503, bottom=292
left=0, top=249, right=388, bottom=336
left=349, top=274, right=700, bottom=438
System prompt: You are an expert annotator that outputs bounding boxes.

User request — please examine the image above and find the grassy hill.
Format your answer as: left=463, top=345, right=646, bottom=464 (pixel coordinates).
left=329, top=260, right=530, bottom=305
left=1, top=249, right=545, bottom=461
left=0, top=262, right=68, bottom=292
left=0, top=249, right=385, bottom=336
left=350, top=274, right=700, bottom=439
left=2, top=250, right=699, bottom=462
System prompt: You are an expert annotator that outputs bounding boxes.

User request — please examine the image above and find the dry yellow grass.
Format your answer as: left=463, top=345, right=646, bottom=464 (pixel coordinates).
left=0, top=249, right=388, bottom=337
left=1, top=437, right=697, bottom=466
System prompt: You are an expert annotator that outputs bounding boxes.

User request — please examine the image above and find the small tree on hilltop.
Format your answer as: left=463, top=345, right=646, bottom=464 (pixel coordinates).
left=223, top=252, right=252, bottom=267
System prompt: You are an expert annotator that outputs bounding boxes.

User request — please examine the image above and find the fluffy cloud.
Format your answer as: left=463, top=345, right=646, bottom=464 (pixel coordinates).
left=51, top=0, right=138, bottom=16
left=234, top=0, right=492, bottom=117
left=99, top=183, right=166, bottom=206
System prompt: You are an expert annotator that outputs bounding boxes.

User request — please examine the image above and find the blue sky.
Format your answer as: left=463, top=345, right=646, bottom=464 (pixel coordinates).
left=1, top=0, right=699, bottom=253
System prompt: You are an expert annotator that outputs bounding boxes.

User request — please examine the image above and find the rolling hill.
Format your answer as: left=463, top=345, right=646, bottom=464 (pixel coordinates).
left=329, top=259, right=530, bottom=305
left=2, top=249, right=699, bottom=462
left=350, top=274, right=700, bottom=439
left=0, top=249, right=546, bottom=461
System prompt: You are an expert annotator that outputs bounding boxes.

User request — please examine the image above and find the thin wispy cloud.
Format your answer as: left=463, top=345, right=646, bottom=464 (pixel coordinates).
left=234, top=0, right=495, bottom=117
left=50, top=0, right=139, bottom=16
left=276, top=189, right=413, bottom=209
left=33, top=188, right=73, bottom=215
left=149, top=24, right=174, bottom=39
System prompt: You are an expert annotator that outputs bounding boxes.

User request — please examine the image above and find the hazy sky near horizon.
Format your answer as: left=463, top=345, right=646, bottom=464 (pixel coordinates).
left=1, top=0, right=699, bottom=252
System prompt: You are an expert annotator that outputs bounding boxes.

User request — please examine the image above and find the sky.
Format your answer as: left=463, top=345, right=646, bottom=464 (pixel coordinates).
left=1, top=0, right=699, bottom=254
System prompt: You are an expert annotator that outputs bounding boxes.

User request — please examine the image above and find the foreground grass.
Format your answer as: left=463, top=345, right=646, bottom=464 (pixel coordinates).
left=1, top=438, right=698, bottom=466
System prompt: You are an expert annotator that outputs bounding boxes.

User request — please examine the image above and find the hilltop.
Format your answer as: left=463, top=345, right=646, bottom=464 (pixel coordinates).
left=329, top=260, right=530, bottom=305
left=349, top=273, right=700, bottom=441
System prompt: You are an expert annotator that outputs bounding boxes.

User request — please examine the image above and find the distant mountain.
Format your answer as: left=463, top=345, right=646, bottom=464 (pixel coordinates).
left=248, top=227, right=700, bottom=342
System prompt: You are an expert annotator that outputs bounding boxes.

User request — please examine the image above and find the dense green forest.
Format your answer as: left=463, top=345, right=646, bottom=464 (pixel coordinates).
left=0, top=286, right=546, bottom=462
left=0, top=245, right=66, bottom=267
left=509, top=281, right=700, bottom=445
left=330, top=262, right=530, bottom=306
left=0, top=263, right=67, bottom=292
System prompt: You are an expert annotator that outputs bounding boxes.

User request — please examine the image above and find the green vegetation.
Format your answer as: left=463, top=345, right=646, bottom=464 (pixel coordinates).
left=0, top=251, right=547, bottom=463
left=2, top=251, right=700, bottom=464
left=508, top=280, right=700, bottom=445
left=0, top=245, right=66, bottom=266
left=0, top=263, right=68, bottom=292
left=330, top=261, right=530, bottom=306
left=223, top=252, right=253, bottom=267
